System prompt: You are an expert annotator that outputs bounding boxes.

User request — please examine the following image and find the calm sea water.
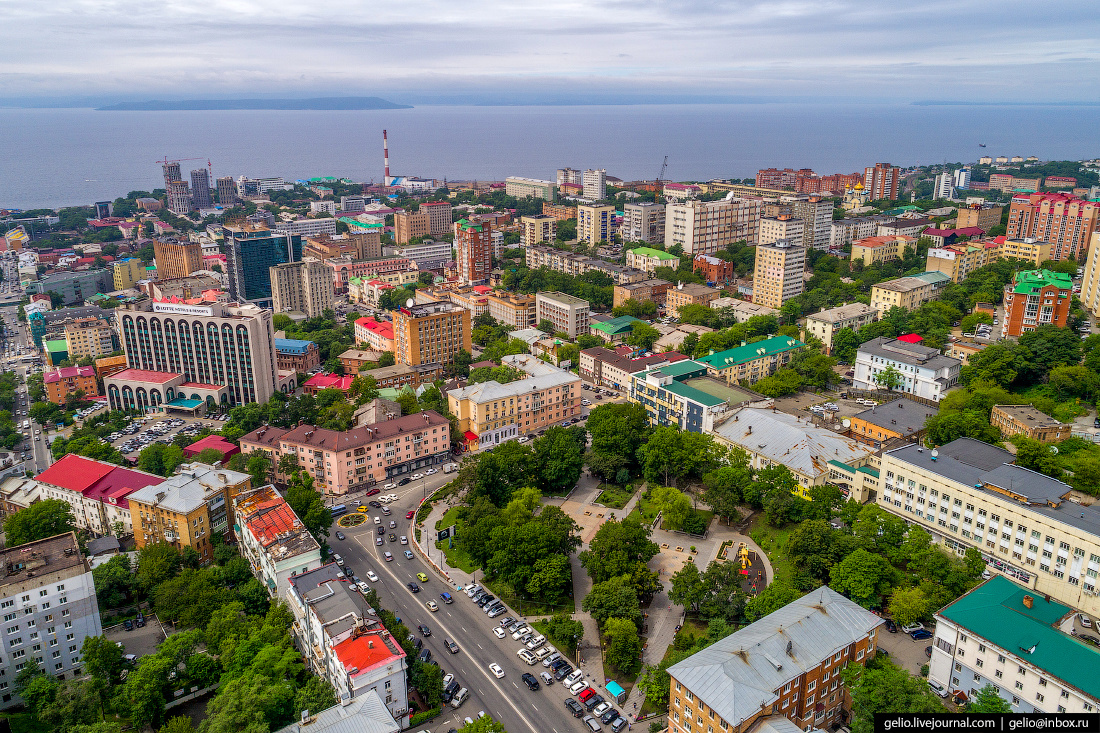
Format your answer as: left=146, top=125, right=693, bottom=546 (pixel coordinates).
left=1, top=103, right=1099, bottom=210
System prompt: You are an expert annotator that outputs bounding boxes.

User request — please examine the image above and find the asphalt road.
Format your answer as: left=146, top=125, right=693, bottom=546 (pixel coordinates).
left=332, top=477, right=600, bottom=733
left=0, top=301, right=52, bottom=474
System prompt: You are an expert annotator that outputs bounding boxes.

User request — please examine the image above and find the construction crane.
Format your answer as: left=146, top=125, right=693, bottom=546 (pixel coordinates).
left=655, top=155, right=668, bottom=187
left=155, top=157, right=213, bottom=178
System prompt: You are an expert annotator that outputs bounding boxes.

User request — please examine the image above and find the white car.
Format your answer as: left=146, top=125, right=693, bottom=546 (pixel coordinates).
left=356, top=581, right=370, bottom=593
left=511, top=625, right=530, bottom=640
left=412, top=473, right=423, bottom=479
left=489, top=663, right=505, bottom=679
left=569, top=680, right=589, bottom=695
left=493, top=627, right=506, bottom=639
left=365, top=571, right=379, bottom=582
left=425, top=468, right=437, bottom=475
left=384, top=483, right=397, bottom=490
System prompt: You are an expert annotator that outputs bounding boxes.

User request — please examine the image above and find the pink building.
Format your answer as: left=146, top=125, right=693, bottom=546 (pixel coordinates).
left=354, top=316, right=395, bottom=351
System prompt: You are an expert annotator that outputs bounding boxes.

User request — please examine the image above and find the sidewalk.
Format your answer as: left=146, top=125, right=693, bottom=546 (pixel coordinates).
left=412, top=495, right=474, bottom=588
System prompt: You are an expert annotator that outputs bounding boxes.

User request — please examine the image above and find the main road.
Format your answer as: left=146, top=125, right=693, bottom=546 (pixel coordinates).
left=332, top=474, right=602, bottom=733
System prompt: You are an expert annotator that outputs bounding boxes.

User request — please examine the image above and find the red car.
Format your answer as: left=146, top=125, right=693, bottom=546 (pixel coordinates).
left=406, top=510, right=416, bottom=520
left=365, top=488, right=381, bottom=496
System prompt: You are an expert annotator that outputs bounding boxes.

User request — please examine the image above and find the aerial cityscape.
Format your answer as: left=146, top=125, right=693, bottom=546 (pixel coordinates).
left=2, top=3, right=1100, bottom=733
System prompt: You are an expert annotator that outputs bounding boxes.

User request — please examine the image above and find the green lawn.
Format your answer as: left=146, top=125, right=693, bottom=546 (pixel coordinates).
left=435, top=505, right=463, bottom=531
left=1016, top=384, right=1091, bottom=423
left=747, top=514, right=796, bottom=587
left=626, top=493, right=712, bottom=533
left=595, top=484, right=636, bottom=509
left=434, top=537, right=477, bottom=573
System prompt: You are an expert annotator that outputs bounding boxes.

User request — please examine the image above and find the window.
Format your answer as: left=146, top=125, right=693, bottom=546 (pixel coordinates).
left=1036, top=693, right=1044, bottom=703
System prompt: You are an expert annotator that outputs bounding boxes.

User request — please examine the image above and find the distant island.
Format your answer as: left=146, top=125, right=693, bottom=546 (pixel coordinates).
left=97, top=97, right=412, bottom=111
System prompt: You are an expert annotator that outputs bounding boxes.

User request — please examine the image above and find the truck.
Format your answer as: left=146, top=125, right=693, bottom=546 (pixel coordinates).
left=443, top=463, right=458, bottom=474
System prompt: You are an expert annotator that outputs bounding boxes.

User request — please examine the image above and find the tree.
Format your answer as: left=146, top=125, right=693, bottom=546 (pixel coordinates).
left=542, top=613, right=584, bottom=653
left=638, top=426, right=719, bottom=486
left=378, top=351, right=396, bottom=367
left=458, top=717, right=507, bottom=733
left=888, top=586, right=928, bottom=627
left=582, top=575, right=642, bottom=628
left=245, top=450, right=272, bottom=486
left=195, top=447, right=227, bottom=465
left=530, top=426, right=585, bottom=495
left=603, top=617, right=643, bottom=673
left=580, top=516, right=659, bottom=583
left=138, top=443, right=186, bottom=477
left=830, top=548, right=898, bottom=607
left=874, top=365, right=904, bottom=391
left=200, top=673, right=295, bottom=733
left=842, top=660, right=945, bottom=733
left=3, top=498, right=75, bottom=545
left=585, top=402, right=651, bottom=480
left=968, top=684, right=1013, bottom=713
left=537, top=318, right=556, bottom=333
left=651, top=485, right=692, bottom=530
left=831, top=327, right=861, bottom=362
left=1012, top=435, right=1063, bottom=478
left=702, top=449, right=753, bottom=524
left=525, top=554, right=572, bottom=599
left=744, top=581, right=801, bottom=621
left=925, top=410, right=1001, bottom=446
left=294, top=675, right=337, bottom=717
left=93, top=553, right=134, bottom=608
left=82, top=634, right=126, bottom=685
left=160, top=717, right=197, bottom=733
left=136, top=542, right=182, bottom=594
left=627, top=322, right=661, bottom=351
left=414, top=660, right=444, bottom=709
left=668, top=562, right=705, bottom=612
left=285, top=470, right=332, bottom=543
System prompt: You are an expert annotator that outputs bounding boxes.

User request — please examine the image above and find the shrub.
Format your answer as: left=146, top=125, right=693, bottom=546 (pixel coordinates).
left=410, top=707, right=440, bottom=727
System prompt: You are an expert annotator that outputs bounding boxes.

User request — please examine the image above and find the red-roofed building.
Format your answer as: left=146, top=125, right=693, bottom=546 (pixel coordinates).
left=303, top=373, right=355, bottom=395
left=334, top=630, right=409, bottom=704
left=896, top=333, right=923, bottom=344
left=354, top=316, right=395, bottom=351
left=44, top=365, right=100, bottom=404
left=36, top=454, right=163, bottom=536
left=923, top=227, right=986, bottom=248
left=1007, top=192, right=1100, bottom=261
left=233, top=486, right=322, bottom=598
left=104, top=369, right=230, bottom=414
left=181, top=435, right=241, bottom=461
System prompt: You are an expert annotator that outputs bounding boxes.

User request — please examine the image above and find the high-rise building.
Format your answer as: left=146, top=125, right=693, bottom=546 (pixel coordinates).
left=454, top=217, right=493, bottom=285
left=420, top=201, right=452, bottom=235
left=216, top=176, right=237, bottom=206
left=519, top=215, right=556, bottom=246
left=93, top=201, right=113, bottom=219
left=162, top=161, right=182, bottom=188
left=863, top=162, right=900, bottom=201
left=223, top=223, right=303, bottom=301
left=166, top=179, right=192, bottom=214
left=934, top=172, right=954, bottom=200
left=535, top=291, right=590, bottom=338
left=577, top=204, right=615, bottom=244
left=111, top=298, right=279, bottom=407
left=269, top=259, right=335, bottom=318
left=63, top=316, right=115, bottom=358
left=391, top=301, right=471, bottom=366
left=1001, top=269, right=1073, bottom=337
left=153, top=238, right=203, bottom=281
left=190, top=168, right=213, bottom=209
left=583, top=169, right=606, bottom=200
left=953, top=168, right=972, bottom=190
left=758, top=215, right=805, bottom=247
left=112, top=257, right=146, bottom=290
left=955, top=202, right=1004, bottom=231
left=665, top=198, right=761, bottom=254
left=504, top=177, right=555, bottom=201
left=1077, top=232, right=1100, bottom=318
left=621, top=202, right=666, bottom=245
left=785, top=195, right=833, bottom=251
left=1007, top=193, right=1100, bottom=261
left=394, top=210, right=430, bottom=244
left=557, top=168, right=582, bottom=186
left=0, top=532, right=102, bottom=709
left=752, top=238, right=806, bottom=309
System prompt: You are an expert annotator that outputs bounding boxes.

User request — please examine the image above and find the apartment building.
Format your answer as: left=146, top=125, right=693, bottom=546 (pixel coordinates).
left=621, top=202, right=666, bottom=245
left=274, top=338, right=320, bottom=373
left=998, top=237, right=1053, bottom=266
left=847, top=396, right=936, bottom=450
left=864, top=163, right=900, bottom=200
left=448, top=367, right=581, bottom=449
left=535, top=291, right=590, bottom=338
left=44, top=366, right=99, bottom=404
left=613, top=279, right=672, bottom=308
left=668, top=586, right=882, bottom=733
left=128, top=464, right=251, bottom=563
left=1007, top=193, right=1100, bottom=261
left=232, top=485, right=322, bottom=599
left=393, top=210, right=429, bottom=244
left=785, top=195, right=833, bottom=251
left=850, top=234, right=915, bottom=266
left=504, top=177, right=555, bottom=201
left=327, top=256, right=418, bottom=293
left=273, top=218, right=338, bottom=239
left=419, top=201, right=452, bottom=235
left=382, top=239, right=451, bottom=271
left=286, top=564, right=409, bottom=722
left=354, top=316, right=396, bottom=352
left=926, top=241, right=1003, bottom=283
left=61, top=317, right=115, bottom=362
left=803, top=303, right=877, bottom=354
left=1076, top=233, right=1100, bottom=319
left=153, top=238, right=203, bottom=281
left=956, top=202, right=1005, bottom=231
left=695, top=335, right=803, bottom=384
left=577, top=204, right=615, bottom=244
left=541, top=202, right=576, bottom=221
left=758, top=215, right=804, bottom=247
left=828, top=214, right=897, bottom=249
left=752, top=239, right=805, bottom=309
left=1002, top=269, right=1072, bottom=337
left=524, top=245, right=645, bottom=285
left=876, top=438, right=1100, bottom=618
left=990, top=405, right=1070, bottom=444
left=665, top=197, right=761, bottom=254
left=582, top=169, right=607, bottom=200
left=304, top=232, right=382, bottom=262
left=990, top=174, right=1043, bottom=193
left=665, top=282, right=720, bottom=317
left=112, top=258, right=146, bottom=290
left=487, top=291, right=537, bottom=329
left=579, top=347, right=687, bottom=390
left=391, top=301, right=470, bottom=367
left=625, top=247, right=678, bottom=275
left=854, top=336, right=960, bottom=401
left=709, top=297, right=780, bottom=323
left=454, top=218, right=493, bottom=285
left=166, top=179, right=191, bottom=215
left=869, top=271, right=950, bottom=315
left=354, top=364, right=415, bottom=389
left=0, top=532, right=101, bottom=708
left=519, top=215, right=556, bottom=246
left=35, top=454, right=164, bottom=536
left=270, top=259, right=335, bottom=318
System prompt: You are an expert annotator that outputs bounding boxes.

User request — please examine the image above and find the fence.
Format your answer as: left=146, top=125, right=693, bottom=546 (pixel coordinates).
left=842, top=388, right=941, bottom=409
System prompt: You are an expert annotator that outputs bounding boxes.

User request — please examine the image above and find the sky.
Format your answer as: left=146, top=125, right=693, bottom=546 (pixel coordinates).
left=2, top=0, right=1099, bottom=103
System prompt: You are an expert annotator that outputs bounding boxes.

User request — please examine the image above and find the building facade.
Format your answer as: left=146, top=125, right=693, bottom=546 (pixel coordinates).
left=695, top=335, right=804, bottom=383
left=35, top=454, right=164, bottom=536
left=577, top=204, right=615, bottom=244
left=448, top=367, right=581, bottom=450
left=44, top=366, right=99, bottom=404
left=166, top=179, right=191, bottom=215
left=752, top=239, right=805, bottom=309
left=504, top=177, right=555, bottom=200
left=274, top=338, right=321, bottom=373
left=864, top=163, right=900, bottom=201
left=665, top=197, right=761, bottom=254
left=758, top=215, right=805, bottom=247
left=63, top=317, right=114, bottom=358
left=854, top=336, right=960, bottom=401
left=851, top=234, right=915, bottom=266
left=665, top=282, right=720, bottom=316
left=232, top=486, right=322, bottom=599
left=154, top=239, right=203, bottom=281
left=582, top=169, right=606, bottom=200
left=1007, top=193, right=1100, bottom=262
left=190, top=169, right=213, bottom=209
left=956, top=203, right=1004, bottom=231
left=270, top=259, right=335, bottom=318
left=394, top=210, right=429, bottom=244
left=524, top=245, right=645, bottom=285
left=487, top=291, right=537, bottom=329
left=1001, top=269, right=1073, bottom=337
left=112, top=258, right=146, bottom=290
left=990, top=405, right=1071, bottom=443
left=803, top=303, right=877, bottom=354
left=613, top=279, right=672, bottom=308
left=354, top=316, right=396, bottom=352
left=535, top=291, right=590, bottom=338
left=223, top=224, right=303, bottom=302
left=625, top=247, right=678, bottom=274
left=454, top=218, right=493, bottom=285
left=621, top=202, right=666, bottom=245
left=391, top=301, right=471, bottom=366
left=867, top=271, right=949, bottom=315
left=519, top=215, right=556, bottom=246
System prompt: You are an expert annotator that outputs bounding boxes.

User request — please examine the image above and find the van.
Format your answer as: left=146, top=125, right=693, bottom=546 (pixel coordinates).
left=451, top=687, right=469, bottom=708
left=443, top=462, right=458, bottom=473
left=927, top=680, right=948, bottom=698
left=564, top=669, right=585, bottom=687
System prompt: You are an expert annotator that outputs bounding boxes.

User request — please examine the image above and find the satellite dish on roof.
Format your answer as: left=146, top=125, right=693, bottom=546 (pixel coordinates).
left=842, top=418, right=851, bottom=428
left=405, top=298, right=414, bottom=308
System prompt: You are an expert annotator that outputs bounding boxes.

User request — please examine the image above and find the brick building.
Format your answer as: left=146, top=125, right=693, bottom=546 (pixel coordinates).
left=1001, top=269, right=1072, bottom=337
left=274, top=338, right=320, bottom=373
left=692, top=254, right=736, bottom=285
left=990, top=404, right=1071, bottom=444
left=44, top=365, right=100, bottom=404
left=613, top=279, right=672, bottom=308
left=1007, top=193, right=1100, bottom=261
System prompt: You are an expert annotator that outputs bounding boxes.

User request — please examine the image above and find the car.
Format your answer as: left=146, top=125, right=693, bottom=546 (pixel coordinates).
left=426, top=600, right=439, bottom=612
left=582, top=715, right=602, bottom=731
left=407, top=581, right=421, bottom=593
left=412, top=473, right=423, bottom=479
left=406, top=510, right=416, bottom=519
left=534, top=646, right=553, bottom=661
left=928, top=680, right=949, bottom=698
left=368, top=500, right=382, bottom=508
left=418, top=648, right=432, bottom=664
left=522, top=672, right=540, bottom=690
left=440, top=592, right=453, bottom=603
left=135, top=615, right=146, bottom=628
left=493, top=627, right=506, bottom=639
left=498, top=616, right=515, bottom=628
left=489, top=663, right=505, bottom=679
left=417, top=572, right=428, bottom=582
left=365, top=488, right=380, bottom=496
left=465, top=584, right=482, bottom=597
left=564, top=669, right=584, bottom=686
left=384, top=483, right=397, bottom=490
left=375, top=537, right=383, bottom=546
left=388, top=533, right=397, bottom=542
left=376, top=526, right=385, bottom=535
left=600, top=708, right=619, bottom=724
left=901, top=622, right=924, bottom=634
left=381, top=506, right=391, bottom=516
left=543, top=651, right=562, bottom=668
left=884, top=619, right=897, bottom=633
left=398, top=478, right=412, bottom=486
left=592, top=702, right=612, bottom=717
left=445, top=639, right=460, bottom=654
left=512, top=625, right=530, bottom=640
left=366, top=571, right=379, bottom=582
left=442, top=672, right=455, bottom=688
left=585, top=693, right=605, bottom=712
left=400, top=535, right=408, bottom=545
left=610, top=717, right=628, bottom=732
left=357, top=505, right=370, bottom=512
left=403, top=550, right=414, bottom=559
left=123, top=619, right=134, bottom=631
left=565, top=698, right=585, bottom=717
left=426, top=468, right=437, bottom=475
left=389, top=520, right=397, bottom=528
left=569, top=680, right=589, bottom=695
left=487, top=605, right=506, bottom=618
left=578, top=689, right=595, bottom=704
left=1082, top=613, right=1094, bottom=629
left=910, top=629, right=933, bottom=640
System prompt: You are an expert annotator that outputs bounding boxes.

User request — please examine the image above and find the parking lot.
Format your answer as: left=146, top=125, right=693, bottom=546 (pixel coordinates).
left=105, top=613, right=172, bottom=659
left=878, top=624, right=934, bottom=676
left=102, top=414, right=227, bottom=457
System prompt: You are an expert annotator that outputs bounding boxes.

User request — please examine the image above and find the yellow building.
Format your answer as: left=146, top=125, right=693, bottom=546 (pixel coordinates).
left=925, top=241, right=1001, bottom=283
left=850, top=234, right=915, bottom=266
left=112, top=258, right=146, bottom=290
left=576, top=204, right=615, bottom=244
left=63, top=317, right=115, bottom=358
left=447, top=367, right=581, bottom=448
left=391, top=300, right=471, bottom=366
left=751, top=239, right=805, bottom=309
left=869, top=272, right=950, bottom=315
left=999, top=237, right=1054, bottom=266
left=519, top=215, right=556, bottom=246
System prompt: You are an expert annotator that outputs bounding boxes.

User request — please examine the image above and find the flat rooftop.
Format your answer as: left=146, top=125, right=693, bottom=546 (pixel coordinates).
left=0, top=532, right=86, bottom=592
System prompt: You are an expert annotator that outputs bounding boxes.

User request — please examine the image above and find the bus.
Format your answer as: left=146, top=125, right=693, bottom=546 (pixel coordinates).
left=329, top=504, right=348, bottom=518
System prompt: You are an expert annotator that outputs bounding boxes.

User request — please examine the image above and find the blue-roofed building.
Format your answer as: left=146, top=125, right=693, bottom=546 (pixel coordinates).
left=274, top=338, right=320, bottom=373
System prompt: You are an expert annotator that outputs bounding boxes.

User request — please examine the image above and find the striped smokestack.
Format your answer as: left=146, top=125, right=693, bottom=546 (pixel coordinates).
left=383, top=129, right=390, bottom=182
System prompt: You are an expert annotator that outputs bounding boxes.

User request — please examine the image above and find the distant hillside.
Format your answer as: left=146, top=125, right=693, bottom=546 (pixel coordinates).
left=97, top=97, right=412, bottom=111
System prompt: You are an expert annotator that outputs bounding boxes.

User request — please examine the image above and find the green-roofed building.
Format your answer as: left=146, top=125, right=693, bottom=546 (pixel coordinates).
left=339, top=217, right=384, bottom=232
left=931, top=575, right=1100, bottom=711
left=1003, top=269, right=1073, bottom=337
left=626, top=246, right=680, bottom=274
left=629, top=358, right=764, bottom=432
left=44, top=339, right=69, bottom=366
left=694, top=335, right=804, bottom=383
left=590, top=315, right=647, bottom=344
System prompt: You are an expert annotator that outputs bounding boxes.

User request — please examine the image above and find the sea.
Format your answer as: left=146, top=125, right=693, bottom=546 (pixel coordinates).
left=1, top=102, right=1099, bottom=210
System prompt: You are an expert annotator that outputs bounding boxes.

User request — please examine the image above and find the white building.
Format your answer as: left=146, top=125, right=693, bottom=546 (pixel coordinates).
left=953, top=168, right=972, bottom=190
left=854, top=336, right=960, bottom=401
left=665, top=197, right=761, bottom=254
left=0, top=532, right=102, bottom=709
left=709, top=297, right=780, bottom=323
left=621, top=202, right=666, bottom=245
left=34, top=454, right=165, bottom=537
left=274, top=218, right=338, bottom=238
left=583, top=169, right=607, bottom=200
left=382, top=239, right=452, bottom=270
left=273, top=693, right=400, bottom=733
left=233, top=485, right=323, bottom=600
left=535, top=291, right=590, bottom=338
left=310, top=201, right=339, bottom=215
left=758, top=215, right=805, bottom=247
left=934, top=172, right=954, bottom=200
left=828, top=215, right=896, bottom=250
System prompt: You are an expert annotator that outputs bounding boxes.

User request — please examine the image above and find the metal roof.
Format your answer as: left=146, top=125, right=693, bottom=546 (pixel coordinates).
left=696, top=336, right=804, bottom=370
left=272, top=690, right=399, bottom=733
left=851, top=397, right=938, bottom=437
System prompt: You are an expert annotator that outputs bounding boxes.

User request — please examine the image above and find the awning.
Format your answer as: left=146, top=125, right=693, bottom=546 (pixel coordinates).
left=463, top=431, right=479, bottom=442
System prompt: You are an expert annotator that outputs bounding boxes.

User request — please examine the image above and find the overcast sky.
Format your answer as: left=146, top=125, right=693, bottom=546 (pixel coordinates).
left=2, top=0, right=1098, bottom=102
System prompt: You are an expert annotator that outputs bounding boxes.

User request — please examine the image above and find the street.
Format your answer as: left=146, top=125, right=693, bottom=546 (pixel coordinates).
left=0, top=300, right=53, bottom=475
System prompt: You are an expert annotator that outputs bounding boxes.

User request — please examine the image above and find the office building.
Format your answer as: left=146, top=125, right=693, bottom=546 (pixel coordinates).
left=241, top=412, right=451, bottom=493
left=535, top=291, right=590, bottom=338
left=162, top=161, right=182, bottom=188
left=667, top=586, right=882, bottom=733
left=613, top=279, right=672, bottom=308
left=190, top=169, right=213, bottom=210
left=393, top=210, right=429, bottom=244
left=63, top=316, right=115, bottom=358
left=1001, top=269, right=1072, bottom=337
left=166, top=179, right=192, bottom=215
left=847, top=396, right=936, bottom=449
left=274, top=338, right=320, bottom=373
left=36, top=454, right=164, bottom=536
left=305, top=232, right=380, bottom=262
left=454, top=218, right=493, bottom=285
left=758, top=215, right=805, bottom=247
left=43, top=366, right=100, bottom=404
left=803, top=303, right=877, bottom=354
left=583, top=169, right=606, bottom=200
left=869, top=271, right=950, bottom=315
left=419, top=201, right=452, bottom=235
left=381, top=239, right=449, bottom=270
left=487, top=291, right=537, bottom=329
left=665, top=197, right=761, bottom=254
left=580, top=348, right=688, bottom=390
left=1007, top=193, right=1100, bottom=261
left=853, top=336, right=960, bottom=401
left=153, top=238, right=203, bottom=281
left=128, top=463, right=251, bottom=563
left=934, top=171, right=954, bottom=200
left=626, top=247, right=678, bottom=275
left=519, top=215, right=556, bottom=246
left=930, top=577, right=1100, bottom=714
left=273, top=218, right=338, bottom=238
left=0, top=532, right=102, bottom=709
left=990, top=404, right=1070, bottom=444
left=232, top=485, right=322, bottom=599
left=752, top=239, right=805, bottom=309
left=577, top=204, right=615, bottom=244
left=448, top=364, right=580, bottom=449
left=525, top=245, right=644, bottom=285
left=695, top=335, right=803, bottom=383
left=223, top=223, right=303, bottom=301
left=665, top=282, right=720, bottom=317
left=112, top=257, right=145, bottom=290
left=340, top=195, right=367, bottom=212
left=953, top=168, right=972, bottom=189
left=216, top=176, right=237, bottom=206
left=270, top=259, right=335, bottom=318
left=629, top=359, right=759, bottom=433
left=621, top=202, right=666, bottom=245
left=27, top=269, right=113, bottom=306
left=954, top=203, right=1003, bottom=231
left=864, top=162, right=900, bottom=201
left=990, top=174, right=1043, bottom=193
left=850, top=234, right=916, bottom=266
left=112, top=298, right=279, bottom=408
left=504, top=177, right=555, bottom=201
left=391, top=301, right=471, bottom=367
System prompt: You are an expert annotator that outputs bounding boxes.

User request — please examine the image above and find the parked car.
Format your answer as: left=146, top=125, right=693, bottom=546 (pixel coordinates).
left=521, top=672, right=540, bottom=690
left=910, top=629, right=933, bottom=640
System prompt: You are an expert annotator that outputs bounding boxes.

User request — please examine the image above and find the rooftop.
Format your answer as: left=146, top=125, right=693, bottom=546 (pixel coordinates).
left=670, top=282, right=720, bottom=297
left=305, top=373, right=356, bottom=391
left=1012, top=269, right=1073, bottom=295
left=129, top=463, right=249, bottom=515
left=591, top=315, right=646, bottom=335
left=696, top=336, right=805, bottom=370
left=938, top=576, right=1100, bottom=701
left=236, top=486, right=320, bottom=560
left=107, top=368, right=181, bottom=385
left=273, top=338, right=316, bottom=355
left=272, top=691, right=399, bottom=733
left=852, top=397, right=938, bottom=437
left=993, top=404, right=1064, bottom=429
left=805, top=302, right=876, bottom=324
left=242, top=411, right=449, bottom=452
left=536, top=290, right=590, bottom=307
left=355, top=317, right=395, bottom=339
left=0, top=532, right=88, bottom=592
left=37, top=454, right=163, bottom=511
left=44, top=365, right=96, bottom=383
left=628, top=247, right=678, bottom=260
left=857, top=336, right=960, bottom=370
left=448, top=370, right=579, bottom=404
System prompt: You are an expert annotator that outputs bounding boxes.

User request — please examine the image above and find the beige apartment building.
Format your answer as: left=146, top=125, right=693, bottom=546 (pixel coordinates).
left=990, top=405, right=1070, bottom=444
left=535, top=291, right=590, bottom=338
left=420, top=201, right=452, bottom=235
left=625, top=247, right=679, bottom=274
left=504, top=176, right=555, bottom=201
left=665, top=197, right=761, bottom=255
left=752, top=239, right=806, bottom=309
left=448, top=368, right=581, bottom=450
left=758, top=214, right=805, bottom=247
left=956, top=202, right=1005, bottom=231
left=519, top=215, right=556, bottom=246
left=803, top=303, right=877, bottom=353
left=487, top=291, right=537, bottom=329
left=926, top=241, right=1001, bottom=283
left=850, top=234, right=915, bottom=266
left=270, top=259, right=335, bottom=318
left=524, top=245, right=645, bottom=285
left=869, top=272, right=950, bottom=315
left=112, top=258, right=146, bottom=290
left=577, top=204, right=615, bottom=244
left=64, top=316, right=115, bottom=358
left=153, top=239, right=203, bottom=280
left=999, top=237, right=1054, bottom=265
left=1077, top=232, right=1100, bottom=318
left=391, top=300, right=471, bottom=366
left=613, top=279, right=672, bottom=308
left=665, top=282, right=720, bottom=316
left=394, top=210, right=430, bottom=244
left=621, top=202, right=666, bottom=245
